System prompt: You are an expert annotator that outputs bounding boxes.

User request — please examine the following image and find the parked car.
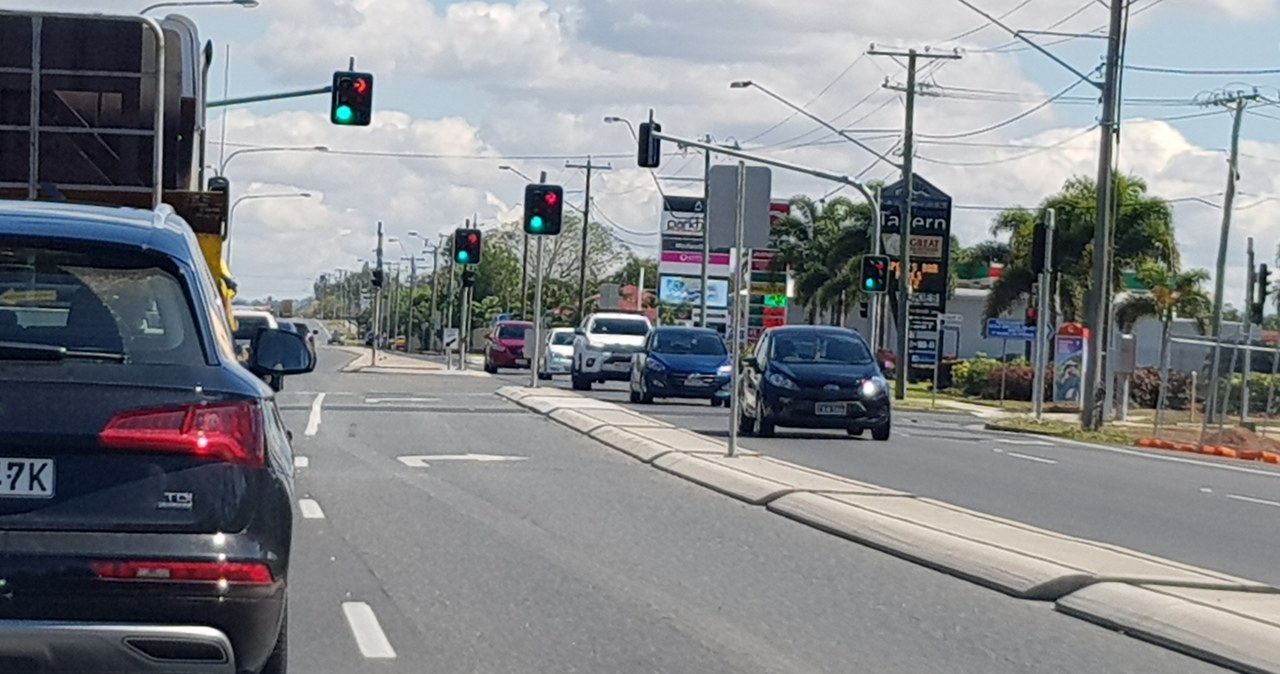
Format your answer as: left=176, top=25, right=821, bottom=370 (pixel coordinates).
left=0, top=200, right=316, bottom=674
left=484, top=320, right=534, bottom=372
left=630, top=326, right=732, bottom=405
left=232, top=309, right=278, bottom=360
left=571, top=312, right=652, bottom=390
left=738, top=325, right=890, bottom=439
left=537, top=327, right=576, bottom=379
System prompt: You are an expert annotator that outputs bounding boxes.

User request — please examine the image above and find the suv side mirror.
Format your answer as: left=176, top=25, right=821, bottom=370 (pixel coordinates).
left=248, top=328, right=315, bottom=377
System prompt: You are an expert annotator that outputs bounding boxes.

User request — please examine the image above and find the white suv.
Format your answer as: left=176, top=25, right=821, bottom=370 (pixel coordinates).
left=571, top=312, right=652, bottom=390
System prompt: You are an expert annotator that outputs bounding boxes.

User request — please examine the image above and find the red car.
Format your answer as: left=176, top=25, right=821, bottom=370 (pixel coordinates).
left=485, top=320, right=534, bottom=372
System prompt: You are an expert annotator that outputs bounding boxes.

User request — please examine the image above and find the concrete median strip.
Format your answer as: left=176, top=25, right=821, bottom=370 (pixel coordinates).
left=1058, top=583, right=1280, bottom=674
left=498, top=385, right=1280, bottom=673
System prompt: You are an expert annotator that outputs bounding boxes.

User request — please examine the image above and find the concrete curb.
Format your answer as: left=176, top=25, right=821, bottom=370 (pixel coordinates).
left=653, top=453, right=905, bottom=506
left=1057, top=583, right=1280, bottom=674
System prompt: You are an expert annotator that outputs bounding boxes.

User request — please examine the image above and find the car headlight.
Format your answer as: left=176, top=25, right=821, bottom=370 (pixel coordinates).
left=717, top=363, right=733, bottom=376
left=861, top=377, right=886, bottom=398
left=647, top=359, right=667, bottom=372
left=767, top=372, right=799, bottom=390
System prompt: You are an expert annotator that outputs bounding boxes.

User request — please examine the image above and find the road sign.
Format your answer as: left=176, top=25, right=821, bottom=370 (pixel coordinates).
left=442, top=327, right=460, bottom=351
left=708, top=165, right=773, bottom=250
left=880, top=175, right=953, bottom=314
left=986, top=318, right=1036, bottom=341
left=940, top=313, right=963, bottom=324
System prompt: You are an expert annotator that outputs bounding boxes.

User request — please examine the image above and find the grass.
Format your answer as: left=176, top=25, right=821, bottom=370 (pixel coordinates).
left=982, top=417, right=1142, bottom=446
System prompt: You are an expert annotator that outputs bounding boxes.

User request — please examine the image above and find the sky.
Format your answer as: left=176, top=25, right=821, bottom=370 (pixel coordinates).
left=9, top=0, right=1280, bottom=307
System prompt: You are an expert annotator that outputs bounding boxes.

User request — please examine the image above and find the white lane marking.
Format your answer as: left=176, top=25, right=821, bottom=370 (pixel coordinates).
left=364, top=397, right=440, bottom=404
left=1199, top=487, right=1213, bottom=494
left=298, top=498, right=325, bottom=519
left=304, top=393, right=326, bottom=436
left=294, top=456, right=309, bottom=469
left=992, top=448, right=1005, bottom=454
left=1048, top=436, right=1280, bottom=479
left=397, top=454, right=527, bottom=468
left=997, top=438, right=1054, bottom=446
left=1226, top=494, right=1280, bottom=509
left=1005, top=451, right=1058, bottom=465
left=341, top=602, right=397, bottom=659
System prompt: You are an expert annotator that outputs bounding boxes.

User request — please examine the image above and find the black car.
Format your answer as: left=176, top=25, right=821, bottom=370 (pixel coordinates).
left=0, top=201, right=315, bottom=673
left=739, top=325, right=891, bottom=439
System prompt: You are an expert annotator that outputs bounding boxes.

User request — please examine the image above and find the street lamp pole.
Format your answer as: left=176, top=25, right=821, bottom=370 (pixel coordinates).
left=217, top=145, right=328, bottom=176
left=499, top=164, right=538, bottom=319
left=141, top=0, right=258, bottom=14
left=226, top=192, right=310, bottom=265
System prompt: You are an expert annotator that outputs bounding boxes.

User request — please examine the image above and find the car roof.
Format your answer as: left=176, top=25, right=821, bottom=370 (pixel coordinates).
left=496, top=320, right=533, bottom=327
left=0, top=201, right=200, bottom=263
left=653, top=326, right=717, bottom=333
left=768, top=325, right=862, bottom=336
left=590, top=312, right=649, bottom=320
left=234, top=310, right=276, bottom=320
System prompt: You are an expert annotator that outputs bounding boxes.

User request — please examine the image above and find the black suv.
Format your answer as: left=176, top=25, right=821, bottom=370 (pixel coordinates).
left=0, top=201, right=314, bottom=673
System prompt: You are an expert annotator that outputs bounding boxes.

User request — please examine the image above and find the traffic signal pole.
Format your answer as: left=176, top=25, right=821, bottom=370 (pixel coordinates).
left=1032, top=209, right=1055, bottom=420
left=372, top=221, right=383, bottom=366
left=566, top=158, right=611, bottom=319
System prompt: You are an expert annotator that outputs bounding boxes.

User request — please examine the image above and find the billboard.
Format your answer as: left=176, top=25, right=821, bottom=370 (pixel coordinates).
left=659, top=275, right=729, bottom=309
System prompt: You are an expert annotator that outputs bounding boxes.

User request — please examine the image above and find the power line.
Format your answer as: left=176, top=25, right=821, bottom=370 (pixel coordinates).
left=915, top=125, right=1096, bottom=166
left=741, top=53, right=868, bottom=144
left=915, top=78, right=1094, bottom=140
left=1128, top=64, right=1280, bottom=76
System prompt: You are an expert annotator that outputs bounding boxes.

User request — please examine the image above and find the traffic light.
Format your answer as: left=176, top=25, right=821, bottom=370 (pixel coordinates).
left=1252, top=263, right=1270, bottom=324
left=860, top=255, right=889, bottom=293
left=523, top=183, right=565, bottom=235
left=453, top=228, right=482, bottom=265
left=330, top=71, right=374, bottom=126
left=461, top=269, right=477, bottom=288
left=371, top=269, right=384, bottom=288
left=1025, top=305, right=1038, bottom=326
left=1030, top=219, right=1051, bottom=275
left=637, top=120, right=661, bottom=168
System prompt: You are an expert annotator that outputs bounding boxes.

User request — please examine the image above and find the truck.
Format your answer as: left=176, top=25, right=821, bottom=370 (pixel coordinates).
left=0, top=10, right=236, bottom=318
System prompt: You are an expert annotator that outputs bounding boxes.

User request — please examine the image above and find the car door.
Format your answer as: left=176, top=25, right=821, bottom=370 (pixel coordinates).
left=631, top=330, right=654, bottom=389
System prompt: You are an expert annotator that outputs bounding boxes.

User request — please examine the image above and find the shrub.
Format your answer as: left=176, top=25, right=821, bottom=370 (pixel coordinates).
left=984, top=364, right=1036, bottom=401
left=951, top=354, right=1000, bottom=397
left=1128, top=367, right=1195, bottom=410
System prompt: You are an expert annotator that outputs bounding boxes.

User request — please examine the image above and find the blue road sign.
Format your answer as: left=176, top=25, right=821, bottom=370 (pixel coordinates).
left=987, top=318, right=1036, bottom=341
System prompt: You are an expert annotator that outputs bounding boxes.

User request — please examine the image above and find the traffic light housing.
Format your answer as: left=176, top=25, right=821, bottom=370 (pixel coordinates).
left=1030, top=219, right=1051, bottom=275
left=461, top=269, right=477, bottom=288
left=637, top=120, right=661, bottom=168
left=860, top=255, right=889, bottom=294
left=523, top=183, right=564, bottom=235
left=453, top=228, right=482, bottom=265
left=1252, top=263, right=1270, bottom=324
left=331, top=71, right=374, bottom=126
left=1025, top=305, right=1038, bottom=327
left=371, top=269, right=384, bottom=288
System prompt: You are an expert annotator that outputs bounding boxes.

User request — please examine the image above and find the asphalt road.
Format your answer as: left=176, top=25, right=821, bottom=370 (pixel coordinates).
left=498, top=370, right=1280, bottom=588
left=272, top=347, right=1229, bottom=672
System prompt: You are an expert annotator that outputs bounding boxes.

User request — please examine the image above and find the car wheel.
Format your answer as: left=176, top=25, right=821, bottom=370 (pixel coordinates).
left=755, top=401, right=775, bottom=437
left=737, top=406, right=754, bottom=436
left=846, top=427, right=864, bottom=438
left=628, top=387, right=640, bottom=403
left=484, top=360, right=497, bottom=374
left=871, top=419, right=891, bottom=441
left=538, top=371, right=552, bottom=381
left=258, top=602, right=287, bottom=674
left=571, top=370, right=592, bottom=391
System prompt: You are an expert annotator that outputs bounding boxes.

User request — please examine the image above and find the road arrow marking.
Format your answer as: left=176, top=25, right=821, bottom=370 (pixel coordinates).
left=397, top=454, right=527, bottom=468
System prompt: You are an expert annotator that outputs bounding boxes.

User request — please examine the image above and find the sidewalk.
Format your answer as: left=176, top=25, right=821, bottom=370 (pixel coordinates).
left=334, top=346, right=488, bottom=376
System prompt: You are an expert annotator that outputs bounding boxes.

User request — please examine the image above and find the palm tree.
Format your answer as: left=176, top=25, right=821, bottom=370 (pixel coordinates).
left=985, top=174, right=1178, bottom=324
left=770, top=195, right=873, bottom=324
left=1115, top=261, right=1211, bottom=430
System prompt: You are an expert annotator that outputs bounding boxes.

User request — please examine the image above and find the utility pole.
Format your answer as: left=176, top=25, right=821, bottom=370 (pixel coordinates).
left=429, top=246, right=440, bottom=351
left=1081, top=0, right=1127, bottom=430
left=1243, top=237, right=1255, bottom=422
left=566, top=156, right=612, bottom=319
left=521, top=170, right=547, bottom=320
left=869, top=46, right=961, bottom=399
left=1203, top=91, right=1261, bottom=429
left=699, top=136, right=713, bottom=328
left=373, top=221, right=383, bottom=365
left=404, top=255, right=418, bottom=351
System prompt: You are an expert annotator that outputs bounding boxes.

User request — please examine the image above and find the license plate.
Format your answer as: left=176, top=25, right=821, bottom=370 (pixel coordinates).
left=815, top=402, right=847, bottom=416
left=515, top=358, right=529, bottom=366
left=0, top=458, right=54, bottom=498
left=606, top=362, right=629, bottom=371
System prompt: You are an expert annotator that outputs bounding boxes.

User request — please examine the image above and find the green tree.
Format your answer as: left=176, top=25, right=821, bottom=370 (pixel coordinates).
left=986, top=174, right=1178, bottom=323
left=771, top=195, right=874, bottom=324
left=1114, top=262, right=1211, bottom=428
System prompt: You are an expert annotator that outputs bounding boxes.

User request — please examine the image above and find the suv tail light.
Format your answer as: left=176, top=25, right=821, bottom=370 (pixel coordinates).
left=91, top=560, right=273, bottom=585
left=99, top=401, right=264, bottom=467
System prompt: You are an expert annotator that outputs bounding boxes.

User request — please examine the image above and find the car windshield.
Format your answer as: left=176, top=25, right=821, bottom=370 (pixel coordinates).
left=653, top=331, right=726, bottom=356
left=0, top=243, right=202, bottom=364
left=771, top=333, right=872, bottom=365
left=551, top=331, right=575, bottom=346
left=233, top=316, right=270, bottom=341
left=498, top=324, right=530, bottom=340
left=590, top=318, right=649, bottom=336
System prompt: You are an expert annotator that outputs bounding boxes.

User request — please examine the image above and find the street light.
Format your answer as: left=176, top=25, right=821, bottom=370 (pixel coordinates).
left=141, top=0, right=257, bottom=14
left=603, top=116, right=637, bottom=140
left=226, top=192, right=311, bottom=265
left=217, top=145, right=329, bottom=176
left=729, top=80, right=899, bottom=168
left=498, top=165, right=535, bottom=182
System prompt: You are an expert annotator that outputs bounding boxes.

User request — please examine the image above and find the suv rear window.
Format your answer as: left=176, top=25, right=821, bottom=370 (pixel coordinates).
left=0, top=242, right=202, bottom=365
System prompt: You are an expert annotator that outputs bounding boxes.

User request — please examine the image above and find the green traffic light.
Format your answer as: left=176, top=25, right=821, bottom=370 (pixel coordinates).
left=334, top=104, right=354, bottom=124
left=865, top=279, right=876, bottom=290
left=457, top=250, right=469, bottom=263
left=529, top=215, right=544, bottom=232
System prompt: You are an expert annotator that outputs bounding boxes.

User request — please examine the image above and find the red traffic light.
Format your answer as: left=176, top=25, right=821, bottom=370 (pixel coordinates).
left=544, top=192, right=558, bottom=206
left=468, top=234, right=478, bottom=243
left=352, top=78, right=369, bottom=95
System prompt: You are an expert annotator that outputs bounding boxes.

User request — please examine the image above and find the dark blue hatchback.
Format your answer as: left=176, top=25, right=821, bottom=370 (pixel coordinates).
left=0, top=201, right=313, bottom=673
left=629, top=326, right=732, bottom=405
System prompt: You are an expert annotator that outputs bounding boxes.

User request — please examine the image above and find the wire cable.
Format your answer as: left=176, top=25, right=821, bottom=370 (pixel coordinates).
left=917, top=78, right=1093, bottom=140
left=915, top=125, right=1096, bottom=166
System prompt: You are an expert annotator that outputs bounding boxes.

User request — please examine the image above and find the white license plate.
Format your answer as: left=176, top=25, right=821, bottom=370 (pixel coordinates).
left=815, top=402, right=848, bottom=416
left=515, top=358, right=529, bottom=366
left=0, top=458, right=54, bottom=498
left=605, top=362, right=629, bottom=371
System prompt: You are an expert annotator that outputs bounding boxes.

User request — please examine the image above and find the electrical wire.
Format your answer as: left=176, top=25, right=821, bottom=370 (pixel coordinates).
left=741, top=53, right=868, bottom=145
left=964, top=0, right=1102, bottom=55
left=917, top=78, right=1093, bottom=140
left=1127, top=64, right=1280, bottom=76
left=943, top=0, right=1036, bottom=42
left=589, top=198, right=658, bottom=239
left=916, top=126, right=1096, bottom=166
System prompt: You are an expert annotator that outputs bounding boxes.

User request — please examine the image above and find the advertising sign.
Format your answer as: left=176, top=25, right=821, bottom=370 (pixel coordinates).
left=1053, top=323, right=1089, bottom=406
left=879, top=175, right=952, bottom=370
left=659, top=275, right=729, bottom=309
